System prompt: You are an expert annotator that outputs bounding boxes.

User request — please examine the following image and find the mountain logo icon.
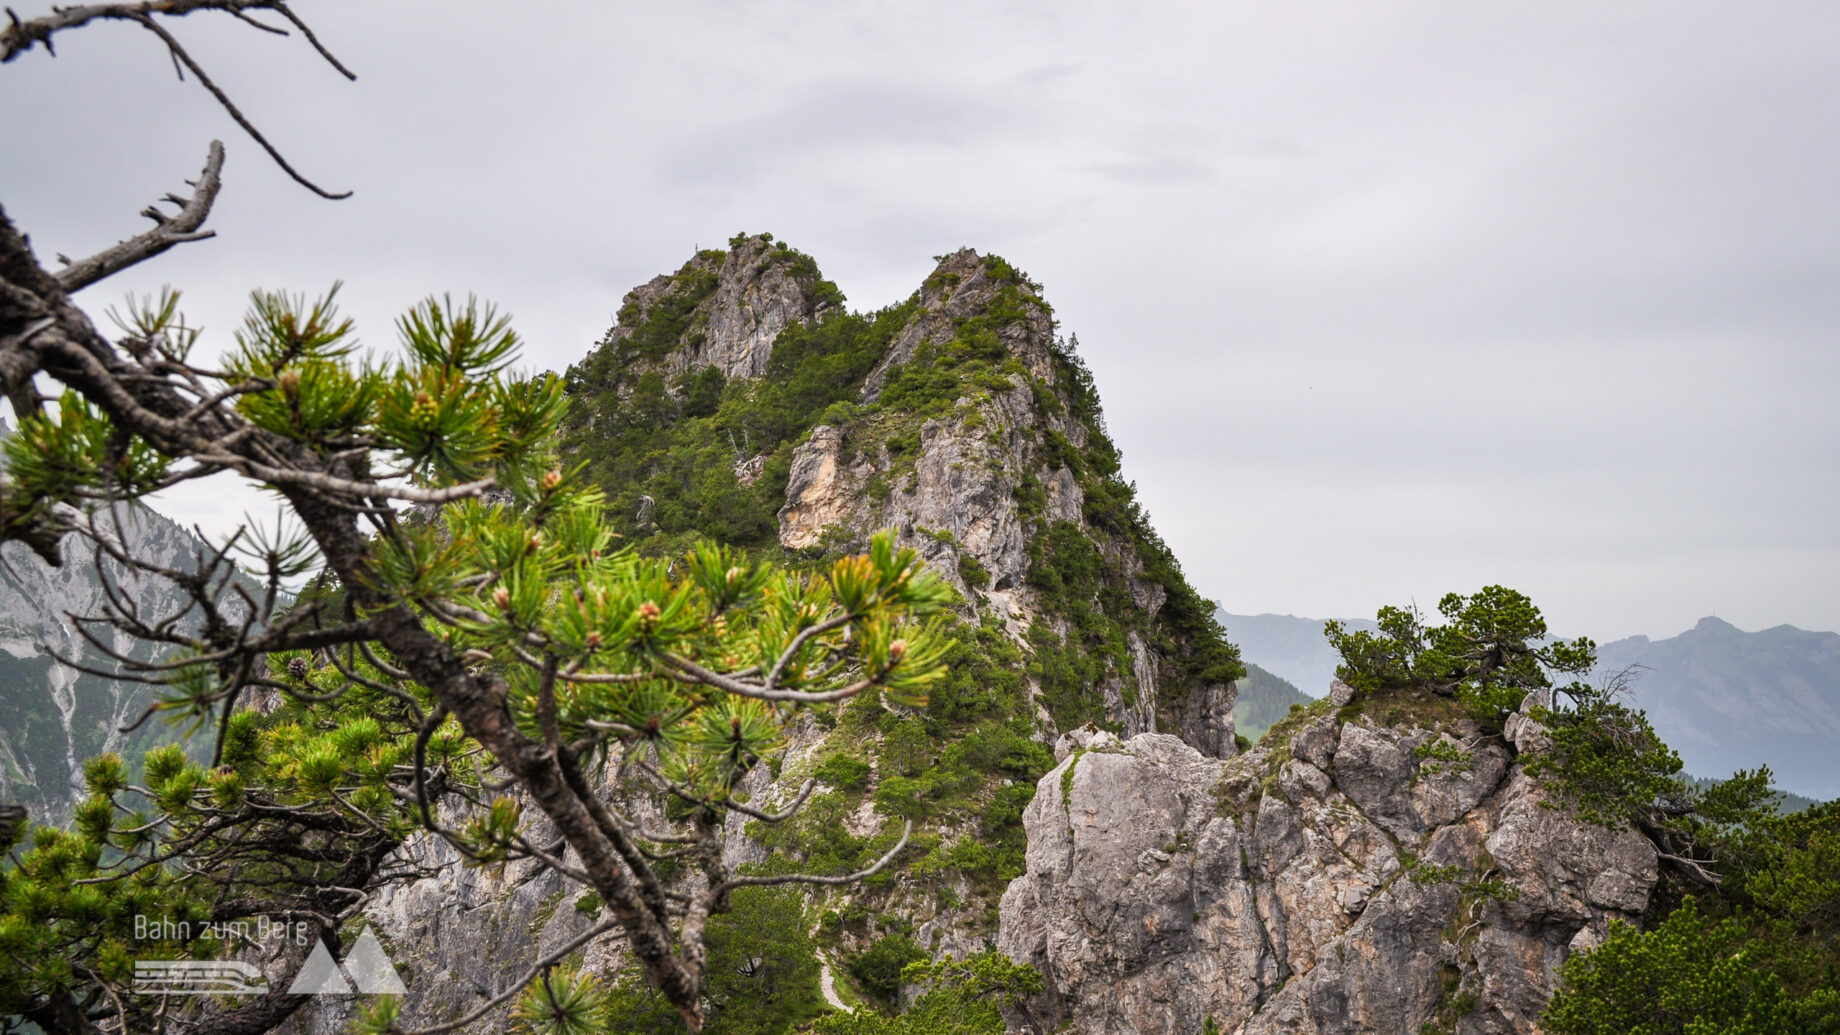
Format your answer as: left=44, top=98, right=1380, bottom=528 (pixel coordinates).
left=287, top=926, right=408, bottom=996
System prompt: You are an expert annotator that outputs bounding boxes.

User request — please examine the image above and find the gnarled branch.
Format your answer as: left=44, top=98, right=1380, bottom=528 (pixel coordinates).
left=2, top=1, right=352, bottom=197
left=57, top=142, right=222, bottom=292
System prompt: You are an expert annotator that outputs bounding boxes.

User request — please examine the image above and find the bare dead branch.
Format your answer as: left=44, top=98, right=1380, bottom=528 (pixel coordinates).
left=2, top=1, right=277, bottom=60
left=3, top=2, right=354, bottom=198
left=124, top=11, right=349, bottom=198
left=55, top=143, right=222, bottom=290
left=264, top=3, right=352, bottom=78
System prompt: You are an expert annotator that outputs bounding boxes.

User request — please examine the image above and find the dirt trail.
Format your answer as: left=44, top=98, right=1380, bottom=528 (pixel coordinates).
left=819, top=952, right=851, bottom=1012
left=809, top=918, right=852, bottom=1014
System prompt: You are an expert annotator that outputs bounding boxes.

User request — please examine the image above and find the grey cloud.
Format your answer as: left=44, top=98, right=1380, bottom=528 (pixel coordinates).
left=4, top=0, right=1838, bottom=641
left=656, top=79, right=1030, bottom=186
left=1083, top=152, right=1215, bottom=184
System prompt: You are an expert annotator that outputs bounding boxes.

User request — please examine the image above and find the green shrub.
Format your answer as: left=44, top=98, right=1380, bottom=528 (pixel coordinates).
left=957, top=554, right=991, bottom=590
left=848, top=933, right=927, bottom=1006
left=813, top=753, right=873, bottom=791
left=1545, top=898, right=1838, bottom=1035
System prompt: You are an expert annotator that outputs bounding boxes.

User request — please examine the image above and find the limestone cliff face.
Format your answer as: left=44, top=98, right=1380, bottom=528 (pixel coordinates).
left=776, top=248, right=1077, bottom=600
left=0, top=507, right=208, bottom=823
left=285, top=236, right=1247, bottom=1029
left=997, top=696, right=1657, bottom=1035
left=564, top=234, right=1241, bottom=754
left=772, top=246, right=1232, bottom=750
left=600, top=234, right=840, bottom=385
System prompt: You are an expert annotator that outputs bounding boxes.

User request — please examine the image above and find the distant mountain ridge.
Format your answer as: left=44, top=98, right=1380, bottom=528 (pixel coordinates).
left=1598, top=617, right=1840, bottom=800
left=1222, top=609, right=1840, bottom=800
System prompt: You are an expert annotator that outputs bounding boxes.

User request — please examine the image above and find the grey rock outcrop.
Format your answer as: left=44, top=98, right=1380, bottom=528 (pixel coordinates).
left=776, top=251, right=1076, bottom=602
left=998, top=698, right=1657, bottom=1035
left=771, top=246, right=1232, bottom=754
left=859, top=248, right=1060, bottom=401
left=278, top=831, right=621, bottom=1035
left=605, top=234, right=838, bottom=385
left=778, top=383, right=1039, bottom=597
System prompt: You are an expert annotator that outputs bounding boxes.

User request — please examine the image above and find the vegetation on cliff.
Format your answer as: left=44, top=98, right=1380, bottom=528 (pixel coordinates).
left=542, top=235, right=1247, bottom=1027
left=560, top=236, right=877, bottom=550
left=0, top=259, right=960, bottom=1035
left=0, top=218, right=1242, bottom=1033
left=1329, top=586, right=1840, bottom=1035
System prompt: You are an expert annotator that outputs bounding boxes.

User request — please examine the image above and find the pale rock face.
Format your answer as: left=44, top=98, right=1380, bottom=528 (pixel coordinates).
left=1000, top=733, right=1255, bottom=1035
left=778, top=397, right=1032, bottom=598
left=275, top=815, right=628, bottom=1035
left=695, top=239, right=827, bottom=379
left=1043, top=465, right=1083, bottom=524
left=1180, top=678, right=1239, bottom=761
left=777, top=425, right=854, bottom=551
left=0, top=510, right=233, bottom=823
left=612, top=236, right=833, bottom=385
left=998, top=697, right=1659, bottom=1035
left=1503, top=692, right=1555, bottom=755
left=664, top=240, right=1233, bottom=753
left=778, top=247, right=1082, bottom=609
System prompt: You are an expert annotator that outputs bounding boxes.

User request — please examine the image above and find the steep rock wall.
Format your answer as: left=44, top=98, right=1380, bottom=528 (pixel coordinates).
left=563, top=234, right=1241, bottom=753
left=598, top=234, right=839, bottom=385
left=997, top=696, right=1657, bottom=1035
left=0, top=505, right=215, bottom=823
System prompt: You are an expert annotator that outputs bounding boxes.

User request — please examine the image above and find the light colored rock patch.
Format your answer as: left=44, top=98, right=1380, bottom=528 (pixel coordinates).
left=999, top=699, right=1661, bottom=1035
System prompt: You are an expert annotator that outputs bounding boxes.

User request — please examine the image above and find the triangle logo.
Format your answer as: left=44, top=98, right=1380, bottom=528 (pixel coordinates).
left=342, top=926, right=407, bottom=995
left=287, top=940, right=353, bottom=995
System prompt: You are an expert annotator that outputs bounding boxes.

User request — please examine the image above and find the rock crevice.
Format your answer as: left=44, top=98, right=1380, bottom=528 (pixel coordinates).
left=998, top=697, right=1656, bottom=1035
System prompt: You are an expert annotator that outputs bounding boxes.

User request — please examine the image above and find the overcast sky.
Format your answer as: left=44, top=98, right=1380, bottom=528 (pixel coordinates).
left=7, top=2, right=1839, bottom=642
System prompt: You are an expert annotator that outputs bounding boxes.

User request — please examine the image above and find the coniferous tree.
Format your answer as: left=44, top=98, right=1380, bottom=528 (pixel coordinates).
left=0, top=6, right=953, bottom=1032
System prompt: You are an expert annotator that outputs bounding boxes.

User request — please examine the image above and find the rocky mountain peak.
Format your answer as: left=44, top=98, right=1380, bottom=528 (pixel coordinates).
left=586, top=232, right=843, bottom=391
left=561, top=234, right=1242, bottom=755
left=0, top=510, right=217, bottom=823
left=859, top=248, right=1058, bottom=402
left=1689, top=615, right=1739, bottom=636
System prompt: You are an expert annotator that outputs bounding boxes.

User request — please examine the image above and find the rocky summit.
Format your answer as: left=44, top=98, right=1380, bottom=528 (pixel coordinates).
left=559, top=233, right=1242, bottom=752
left=230, top=235, right=1691, bottom=1034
